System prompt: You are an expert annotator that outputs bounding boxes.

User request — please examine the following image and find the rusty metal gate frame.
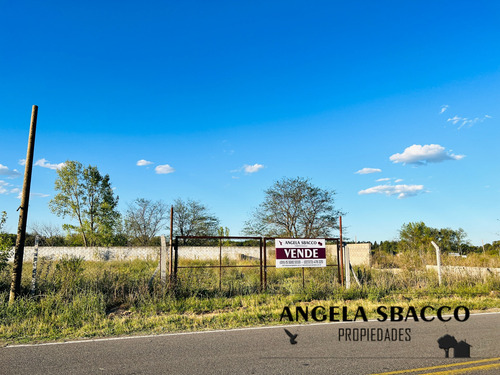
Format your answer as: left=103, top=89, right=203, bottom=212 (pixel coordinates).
left=262, top=237, right=343, bottom=291
left=173, top=235, right=264, bottom=291
left=172, top=236, right=343, bottom=292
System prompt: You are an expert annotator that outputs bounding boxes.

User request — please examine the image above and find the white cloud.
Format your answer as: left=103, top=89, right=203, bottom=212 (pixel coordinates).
left=34, top=158, right=66, bottom=170
left=31, top=192, right=50, bottom=198
left=447, top=114, right=491, bottom=129
left=359, top=184, right=425, bottom=199
left=136, top=159, right=153, bottom=166
left=355, top=168, right=382, bottom=175
left=243, top=164, right=264, bottom=173
left=395, top=179, right=403, bottom=183
left=376, top=178, right=391, bottom=182
left=0, top=182, right=46, bottom=199
left=0, top=181, right=9, bottom=194
left=0, top=164, right=21, bottom=178
left=155, top=164, right=175, bottom=174
left=0, top=181, right=22, bottom=197
left=440, top=105, right=449, bottom=114
left=447, top=115, right=461, bottom=125
left=390, top=144, right=464, bottom=165
left=19, top=159, right=26, bottom=166
left=231, top=163, right=265, bottom=175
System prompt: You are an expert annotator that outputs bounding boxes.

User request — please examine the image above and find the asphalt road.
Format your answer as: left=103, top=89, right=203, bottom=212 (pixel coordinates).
left=2, top=312, right=499, bottom=375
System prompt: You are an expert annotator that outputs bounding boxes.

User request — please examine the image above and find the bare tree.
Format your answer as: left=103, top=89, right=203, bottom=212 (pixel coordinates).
left=30, top=222, right=64, bottom=246
left=172, top=198, right=219, bottom=244
left=124, top=198, right=169, bottom=245
left=244, top=177, right=342, bottom=238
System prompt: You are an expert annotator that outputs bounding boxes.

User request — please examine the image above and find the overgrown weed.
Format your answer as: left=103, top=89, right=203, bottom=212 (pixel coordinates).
left=0, top=257, right=498, bottom=344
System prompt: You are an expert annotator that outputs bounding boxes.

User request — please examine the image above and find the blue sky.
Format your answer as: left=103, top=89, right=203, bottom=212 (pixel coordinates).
left=1, top=1, right=499, bottom=245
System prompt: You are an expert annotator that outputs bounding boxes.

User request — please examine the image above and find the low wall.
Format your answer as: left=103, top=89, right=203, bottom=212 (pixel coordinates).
left=11, top=243, right=372, bottom=266
left=8, top=246, right=160, bottom=262
left=426, top=265, right=500, bottom=278
left=346, top=243, right=372, bottom=267
left=178, top=246, right=261, bottom=261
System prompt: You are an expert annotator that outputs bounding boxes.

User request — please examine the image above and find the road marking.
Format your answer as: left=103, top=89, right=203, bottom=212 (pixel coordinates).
left=420, top=362, right=500, bottom=375
left=371, top=357, right=500, bottom=375
left=5, top=311, right=499, bottom=348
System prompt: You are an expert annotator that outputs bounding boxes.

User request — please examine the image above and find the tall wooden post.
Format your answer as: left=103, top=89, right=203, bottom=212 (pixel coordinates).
left=160, top=235, right=167, bottom=284
left=219, top=238, right=222, bottom=291
left=9, top=105, right=38, bottom=304
left=169, top=205, right=173, bottom=282
left=339, top=216, right=344, bottom=287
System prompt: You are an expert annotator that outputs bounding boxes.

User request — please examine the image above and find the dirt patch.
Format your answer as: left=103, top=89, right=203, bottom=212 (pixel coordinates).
left=106, top=304, right=133, bottom=319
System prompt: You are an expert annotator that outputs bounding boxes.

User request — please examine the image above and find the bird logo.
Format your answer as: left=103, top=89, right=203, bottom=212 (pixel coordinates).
left=284, top=328, right=298, bottom=345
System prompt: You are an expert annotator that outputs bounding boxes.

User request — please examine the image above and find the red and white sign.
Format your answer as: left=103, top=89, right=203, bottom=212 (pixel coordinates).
left=275, top=238, right=326, bottom=268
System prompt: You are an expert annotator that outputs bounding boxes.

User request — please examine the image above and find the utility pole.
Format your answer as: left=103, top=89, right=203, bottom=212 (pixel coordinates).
left=9, top=105, right=38, bottom=304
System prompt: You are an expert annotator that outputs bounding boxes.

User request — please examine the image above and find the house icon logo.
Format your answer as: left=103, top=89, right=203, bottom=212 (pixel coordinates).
left=438, top=334, right=472, bottom=358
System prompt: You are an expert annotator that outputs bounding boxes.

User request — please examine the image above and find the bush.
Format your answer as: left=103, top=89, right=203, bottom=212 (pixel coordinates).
left=0, top=211, right=13, bottom=271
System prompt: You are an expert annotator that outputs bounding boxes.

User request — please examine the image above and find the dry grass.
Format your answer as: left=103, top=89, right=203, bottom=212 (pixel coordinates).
left=0, top=255, right=499, bottom=345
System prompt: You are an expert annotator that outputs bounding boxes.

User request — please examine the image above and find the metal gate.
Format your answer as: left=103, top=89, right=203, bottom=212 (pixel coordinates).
left=173, top=236, right=264, bottom=291
left=172, top=236, right=343, bottom=292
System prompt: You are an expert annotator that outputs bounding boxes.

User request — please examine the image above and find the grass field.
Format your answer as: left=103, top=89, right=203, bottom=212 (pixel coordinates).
left=1, top=252, right=499, bottom=345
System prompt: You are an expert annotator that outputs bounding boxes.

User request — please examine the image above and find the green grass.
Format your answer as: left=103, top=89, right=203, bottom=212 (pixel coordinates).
left=0, top=256, right=499, bottom=345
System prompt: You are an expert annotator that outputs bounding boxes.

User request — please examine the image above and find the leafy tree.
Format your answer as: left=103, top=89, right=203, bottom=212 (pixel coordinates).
left=125, top=198, right=169, bottom=245
left=438, top=334, right=457, bottom=358
left=172, top=198, right=219, bottom=244
left=398, top=222, right=435, bottom=254
left=217, top=226, right=231, bottom=245
left=49, top=161, right=120, bottom=247
left=243, top=177, right=342, bottom=238
left=483, top=241, right=500, bottom=256
left=398, top=222, right=469, bottom=254
left=0, top=211, right=13, bottom=270
left=372, top=240, right=398, bottom=254
left=217, top=226, right=230, bottom=237
left=436, top=227, right=469, bottom=254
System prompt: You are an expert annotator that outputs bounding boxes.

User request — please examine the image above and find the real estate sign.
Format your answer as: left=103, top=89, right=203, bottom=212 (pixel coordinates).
left=275, top=238, right=326, bottom=268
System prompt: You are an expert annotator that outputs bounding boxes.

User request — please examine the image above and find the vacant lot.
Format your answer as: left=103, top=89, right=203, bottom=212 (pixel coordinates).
left=1, top=252, right=499, bottom=345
